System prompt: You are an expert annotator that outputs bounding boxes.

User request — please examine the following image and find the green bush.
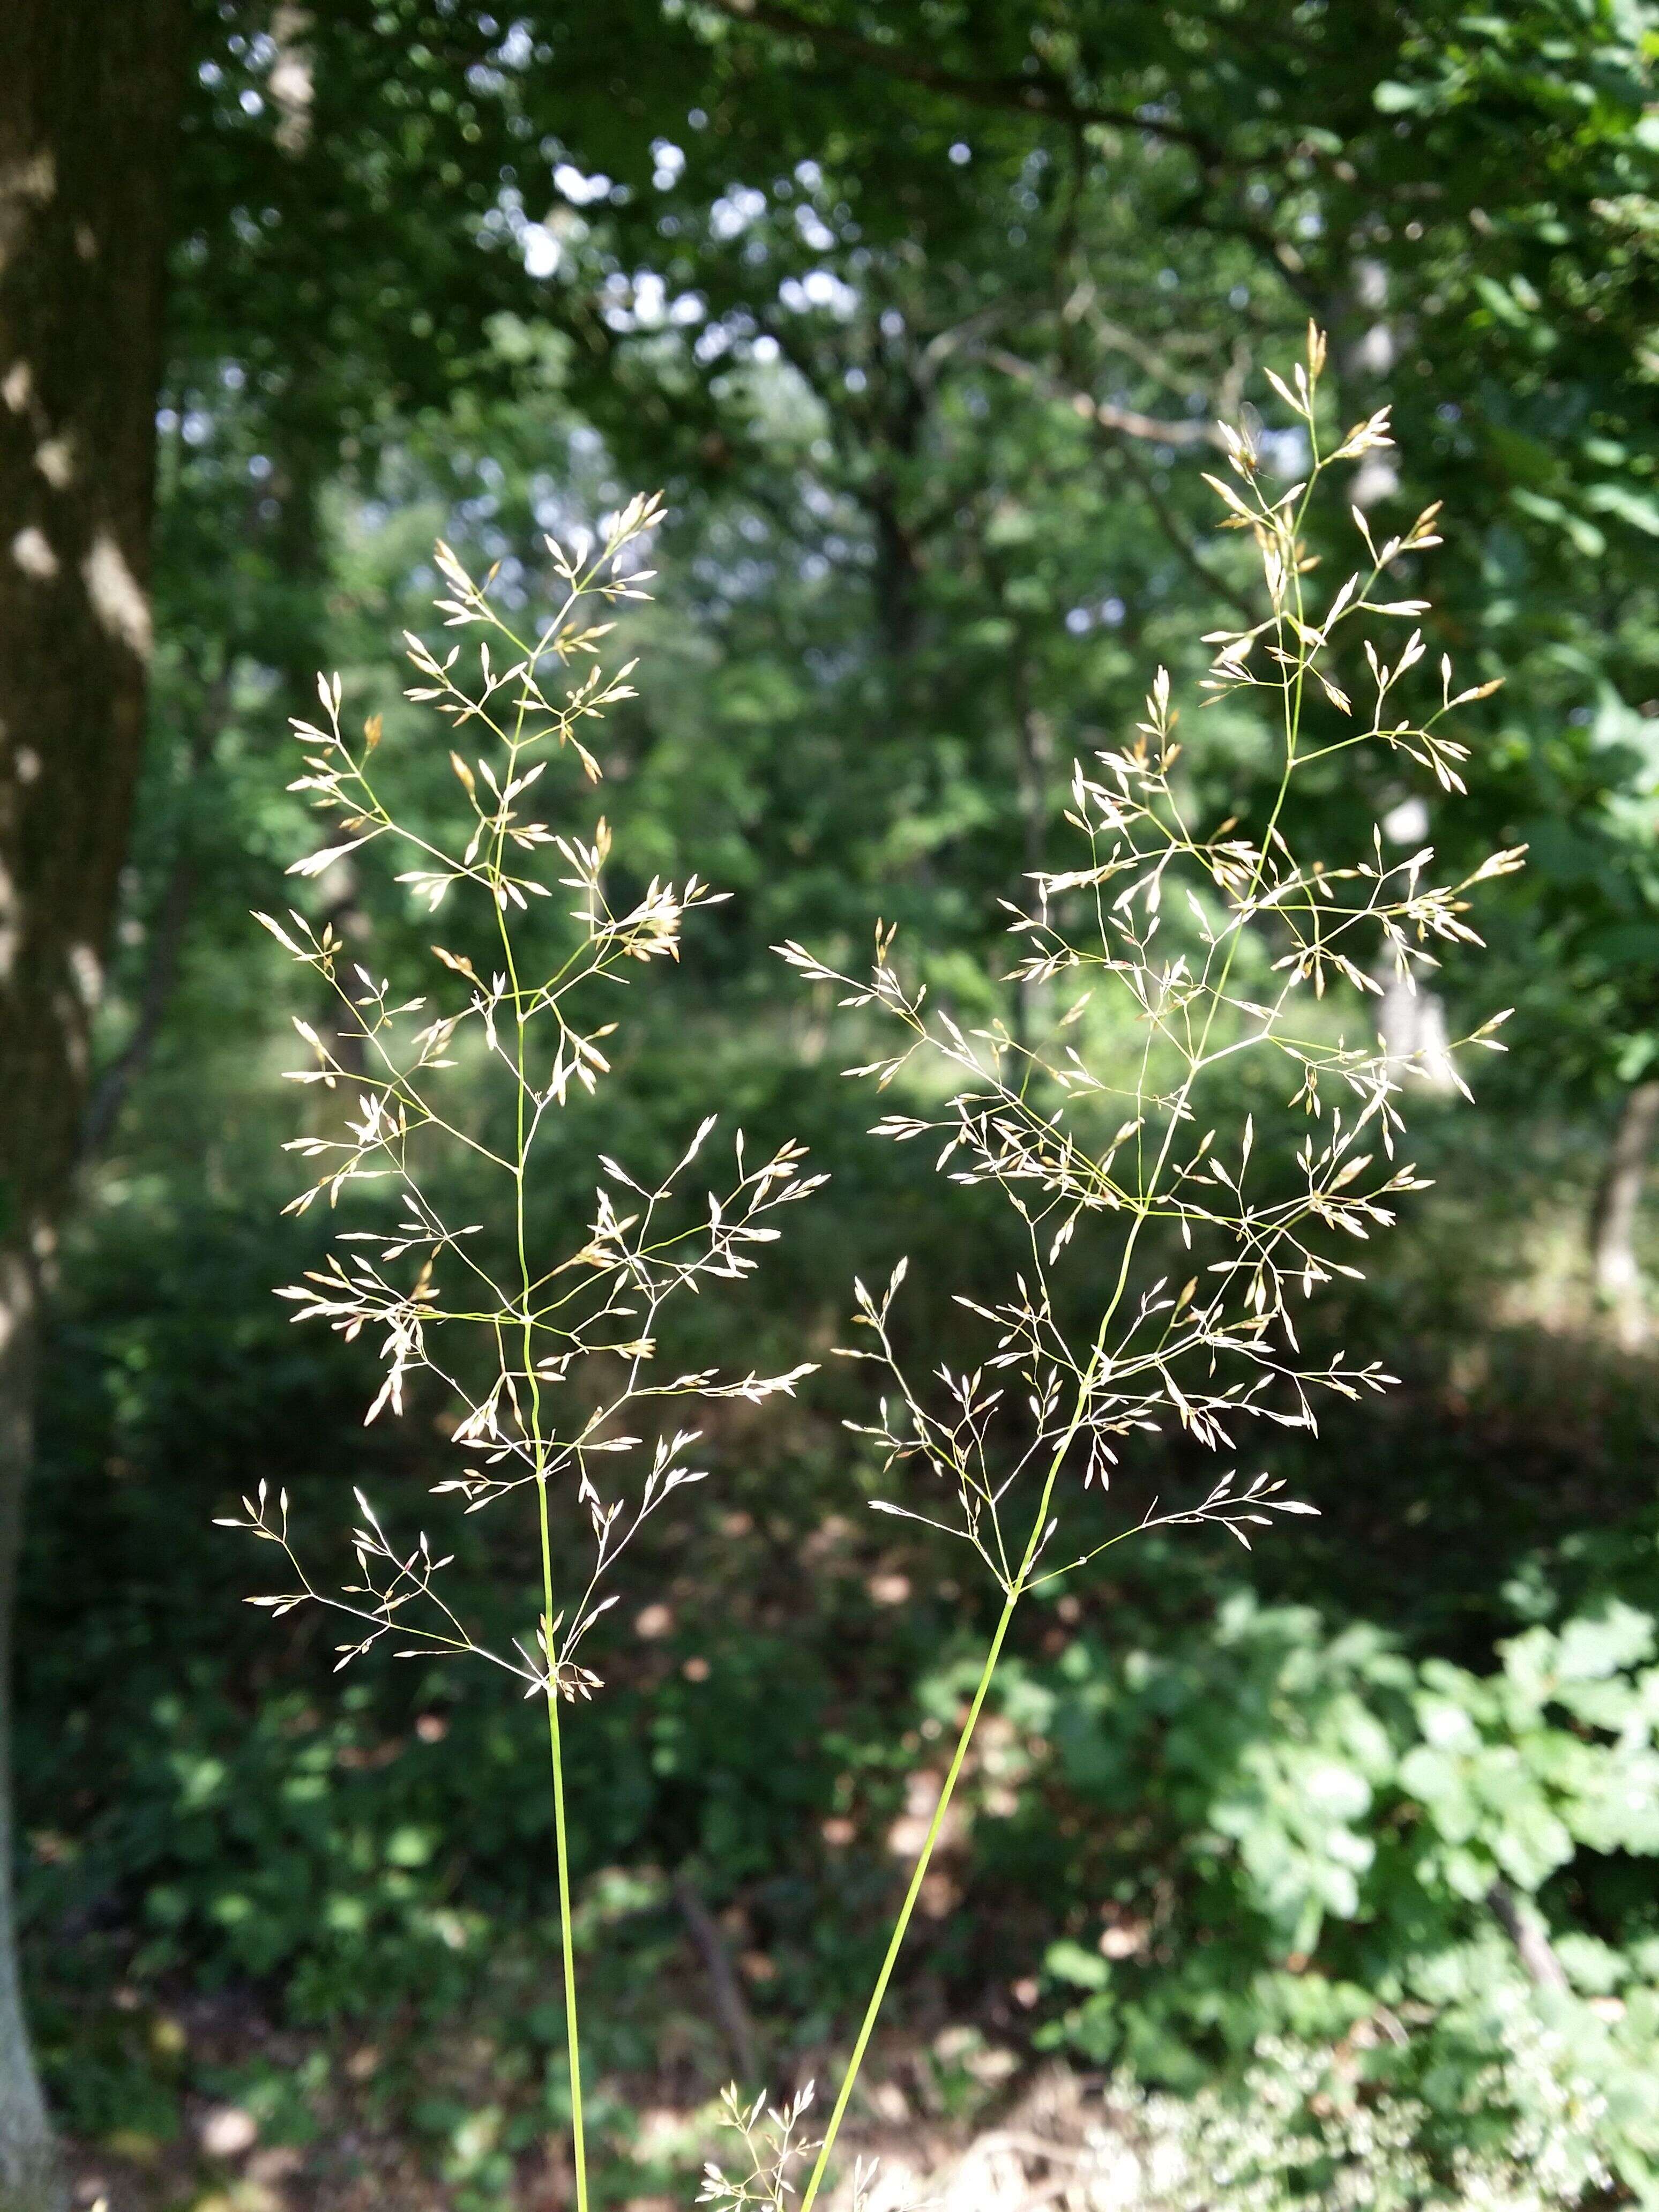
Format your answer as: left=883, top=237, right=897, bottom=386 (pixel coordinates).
left=991, top=1564, right=1659, bottom=2196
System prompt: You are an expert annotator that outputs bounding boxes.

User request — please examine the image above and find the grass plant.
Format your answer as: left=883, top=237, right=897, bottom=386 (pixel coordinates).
left=224, top=496, right=821, bottom=2212
left=773, top=325, right=1522, bottom=2206
left=230, top=331, right=1520, bottom=2210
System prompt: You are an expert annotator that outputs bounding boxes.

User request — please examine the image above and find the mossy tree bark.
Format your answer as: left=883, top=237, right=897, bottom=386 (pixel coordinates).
left=0, top=4, right=185, bottom=2197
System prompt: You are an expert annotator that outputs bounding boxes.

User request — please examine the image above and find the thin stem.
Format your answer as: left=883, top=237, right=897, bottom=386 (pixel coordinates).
left=543, top=1627, right=589, bottom=2212
left=797, top=1587, right=1021, bottom=2211
left=495, top=659, right=591, bottom=2211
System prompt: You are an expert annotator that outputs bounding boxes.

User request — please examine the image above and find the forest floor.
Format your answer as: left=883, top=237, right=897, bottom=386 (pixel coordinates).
left=64, top=2004, right=1120, bottom=2212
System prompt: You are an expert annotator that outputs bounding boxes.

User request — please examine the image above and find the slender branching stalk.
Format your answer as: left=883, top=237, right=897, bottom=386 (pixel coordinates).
left=776, top=326, right=1524, bottom=2207
left=225, top=497, right=822, bottom=2212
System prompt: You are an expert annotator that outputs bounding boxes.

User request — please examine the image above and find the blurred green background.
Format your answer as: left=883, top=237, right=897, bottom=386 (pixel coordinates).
left=22, top=4, right=1659, bottom=2206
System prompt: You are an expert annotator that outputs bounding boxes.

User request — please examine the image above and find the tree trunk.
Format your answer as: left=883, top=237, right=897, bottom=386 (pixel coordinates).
left=1591, top=1080, right=1659, bottom=1348
left=0, top=3, right=185, bottom=2195
left=1008, top=645, right=1053, bottom=1047
left=79, top=659, right=229, bottom=1163
left=0, top=1253, right=51, bottom=2212
left=1333, top=255, right=1401, bottom=511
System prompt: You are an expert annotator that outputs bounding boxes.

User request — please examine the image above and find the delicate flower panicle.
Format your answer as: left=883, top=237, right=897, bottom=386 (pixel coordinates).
left=225, top=493, right=823, bottom=1706
left=778, top=322, right=1522, bottom=1604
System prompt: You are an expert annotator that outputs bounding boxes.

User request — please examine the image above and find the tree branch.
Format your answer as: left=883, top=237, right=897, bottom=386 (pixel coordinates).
left=977, top=346, right=1258, bottom=620
left=982, top=345, right=1219, bottom=448
left=707, top=0, right=1228, bottom=165
left=674, top=1871, right=759, bottom=2084
left=1488, top=1880, right=1570, bottom=1993
left=1110, top=432, right=1258, bottom=622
